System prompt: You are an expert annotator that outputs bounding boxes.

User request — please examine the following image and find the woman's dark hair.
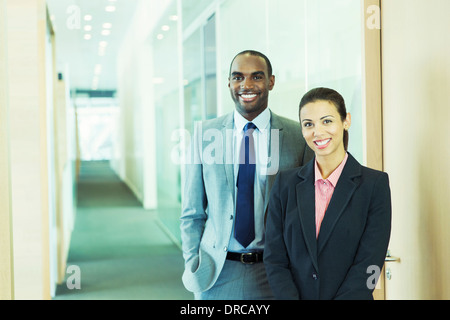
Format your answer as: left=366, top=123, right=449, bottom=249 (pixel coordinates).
left=299, top=87, right=349, bottom=151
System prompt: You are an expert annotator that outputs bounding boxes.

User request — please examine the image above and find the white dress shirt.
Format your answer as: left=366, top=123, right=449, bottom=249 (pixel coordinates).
left=228, top=108, right=271, bottom=253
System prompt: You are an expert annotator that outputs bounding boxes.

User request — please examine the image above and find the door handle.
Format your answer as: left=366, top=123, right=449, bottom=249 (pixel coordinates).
left=385, top=250, right=400, bottom=263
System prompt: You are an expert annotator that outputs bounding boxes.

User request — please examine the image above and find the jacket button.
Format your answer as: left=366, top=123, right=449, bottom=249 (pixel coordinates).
left=223, top=246, right=228, bottom=252
left=312, top=273, right=318, bottom=280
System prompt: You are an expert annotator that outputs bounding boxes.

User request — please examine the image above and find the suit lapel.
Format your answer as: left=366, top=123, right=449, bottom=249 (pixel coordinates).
left=264, top=112, right=284, bottom=211
left=317, top=154, right=362, bottom=255
left=296, top=162, right=319, bottom=272
left=221, top=113, right=235, bottom=199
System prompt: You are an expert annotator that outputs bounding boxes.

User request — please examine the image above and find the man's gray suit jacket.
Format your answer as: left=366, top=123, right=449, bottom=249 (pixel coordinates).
left=180, top=110, right=313, bottom=293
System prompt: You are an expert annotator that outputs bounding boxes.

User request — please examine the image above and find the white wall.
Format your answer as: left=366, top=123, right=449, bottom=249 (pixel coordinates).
left=382, top=0, right=450, bottom=299
left=0, top=0, right=14, bottom=300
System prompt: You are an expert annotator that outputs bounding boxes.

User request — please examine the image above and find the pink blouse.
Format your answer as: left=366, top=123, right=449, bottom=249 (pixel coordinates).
left=314, top=153, right=348, bottom=238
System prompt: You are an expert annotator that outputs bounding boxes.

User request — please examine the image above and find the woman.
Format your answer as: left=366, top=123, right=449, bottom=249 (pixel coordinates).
left=264, top=87, right=391, bottom=300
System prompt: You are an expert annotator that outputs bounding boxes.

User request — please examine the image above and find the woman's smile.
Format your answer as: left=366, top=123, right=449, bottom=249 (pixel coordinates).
left=314, top=138, right=331, bottom=149
left=300, top=100, right=350, bottom=162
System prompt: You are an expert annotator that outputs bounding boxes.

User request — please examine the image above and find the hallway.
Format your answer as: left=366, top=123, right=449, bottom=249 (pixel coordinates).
left=54, top=161, right=193, bottom=300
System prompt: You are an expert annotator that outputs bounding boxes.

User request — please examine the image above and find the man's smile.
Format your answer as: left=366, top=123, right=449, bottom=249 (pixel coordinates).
left=238, top=92, right=259, bottom=103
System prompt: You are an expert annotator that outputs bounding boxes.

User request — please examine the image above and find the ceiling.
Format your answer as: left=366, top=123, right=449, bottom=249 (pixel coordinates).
left=46, top=0, right=140, bottom=93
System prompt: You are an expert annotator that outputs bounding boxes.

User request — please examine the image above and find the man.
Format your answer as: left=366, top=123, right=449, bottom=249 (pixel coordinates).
left=180, top=50, right=313, bottom=299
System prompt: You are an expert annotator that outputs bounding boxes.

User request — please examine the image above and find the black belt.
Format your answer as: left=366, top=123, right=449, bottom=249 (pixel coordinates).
left=226, top=252, right=264, bottom=264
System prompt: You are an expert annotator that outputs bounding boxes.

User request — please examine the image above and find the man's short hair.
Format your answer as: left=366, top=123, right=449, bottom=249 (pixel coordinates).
left=229, top=50, right=273, bottom=77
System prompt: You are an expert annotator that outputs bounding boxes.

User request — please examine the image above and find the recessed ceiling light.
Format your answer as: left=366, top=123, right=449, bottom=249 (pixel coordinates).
left=84, top=25, right=92, bottom=31
left=98, top=43, right=107, bottom=56
left=156, top=34, right=164, bottom=40
left=161, top=25, right=170, bottom=31
left=169, top=15, right=178, bottom=21
left=152, top=78, right=165, bottom=84
left=101, top=29, right=111, bottom=36
left=94, top=64, right=102, bottom=75
left=84, top=15, right=92, bottom=21
left=92, top=76, right=99, bottom=90
left=103, top=23, right=112, bottom=29
left=105, top=5, right=116, bottom=12
left=84, top=34, right=92, bottom=40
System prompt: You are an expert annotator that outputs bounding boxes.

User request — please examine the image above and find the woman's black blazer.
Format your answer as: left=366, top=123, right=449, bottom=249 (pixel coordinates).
left=264, top=152, right=391, bottom=300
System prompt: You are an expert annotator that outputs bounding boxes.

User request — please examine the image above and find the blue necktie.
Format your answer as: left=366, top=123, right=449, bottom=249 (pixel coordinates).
left=235, top=122, right=257, bottom=248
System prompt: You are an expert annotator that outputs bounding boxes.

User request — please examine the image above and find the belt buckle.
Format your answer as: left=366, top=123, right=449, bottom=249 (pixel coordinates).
left=240, top=252, right=255, bottom=265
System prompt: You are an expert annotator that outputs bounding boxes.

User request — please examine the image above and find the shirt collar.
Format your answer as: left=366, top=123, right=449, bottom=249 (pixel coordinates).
left=314, top=152, right=349, bottom=187
left=234, top=108, right=271, bottom=132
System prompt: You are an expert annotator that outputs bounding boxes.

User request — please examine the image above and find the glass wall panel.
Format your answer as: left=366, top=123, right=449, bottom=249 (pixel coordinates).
left=203, top=14, right=217, bottom=120
left=183, top=13, right=218, bottom=126
left=267, top=0, right=307, bottom=121
left=153, top=2, right=182, bottom=241
left=183, top=28, right=203, bottom=134
left=218, top=0, right=363, bottom=161
left=304, top=0, right=363, bottom=161
left=182, top=0, right=213, bottom=30
left=218, top=0, right=267, bottom=115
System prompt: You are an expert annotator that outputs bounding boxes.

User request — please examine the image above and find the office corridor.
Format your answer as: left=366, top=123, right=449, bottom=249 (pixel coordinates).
left=54, top=161, right=192, bottom=300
